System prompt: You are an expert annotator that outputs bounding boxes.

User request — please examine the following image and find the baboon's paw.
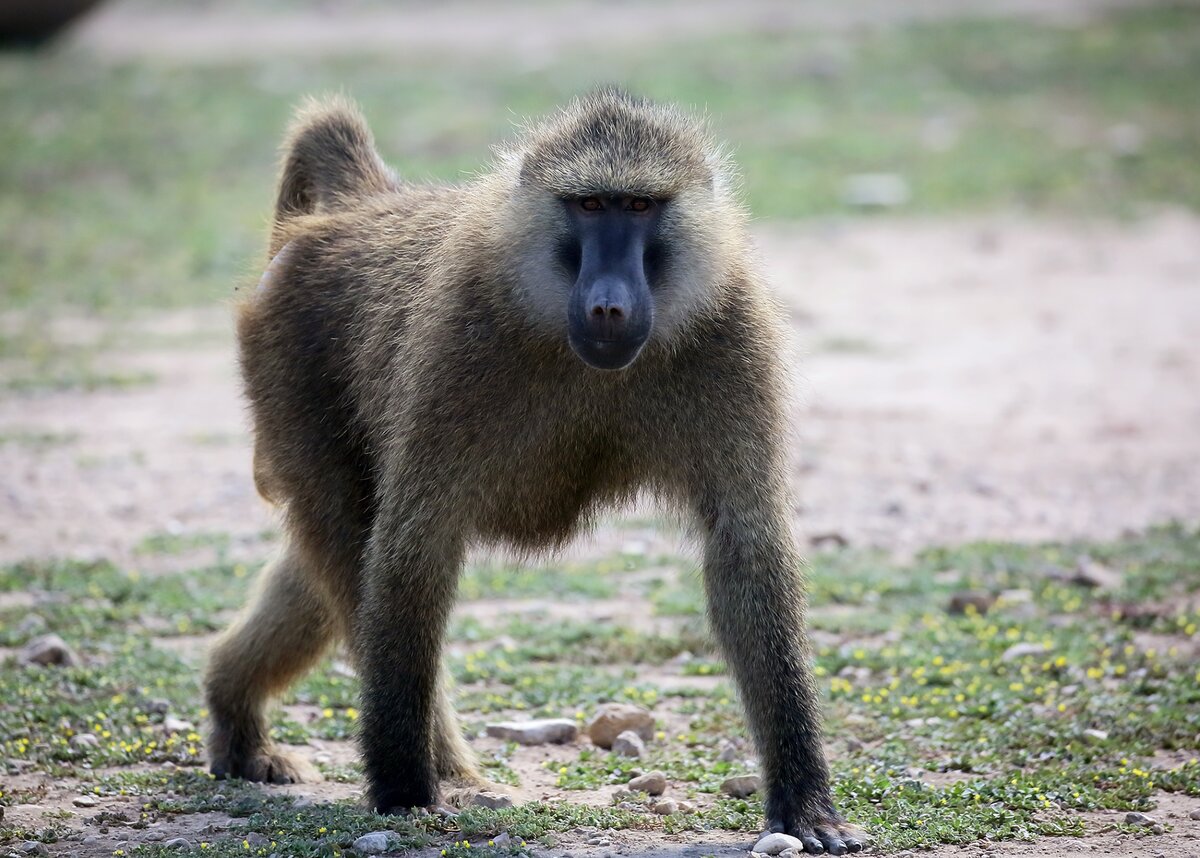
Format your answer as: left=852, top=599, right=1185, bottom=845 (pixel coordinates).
left=210, top=747, right=322, bottom=785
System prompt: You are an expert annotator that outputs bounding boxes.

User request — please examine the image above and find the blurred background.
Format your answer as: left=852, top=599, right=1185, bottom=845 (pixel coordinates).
left=1, top=2, right=1199, bottom=855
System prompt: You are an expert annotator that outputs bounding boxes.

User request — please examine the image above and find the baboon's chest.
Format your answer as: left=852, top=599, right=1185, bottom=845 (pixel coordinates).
left=473, top=419, right=636, bottom=547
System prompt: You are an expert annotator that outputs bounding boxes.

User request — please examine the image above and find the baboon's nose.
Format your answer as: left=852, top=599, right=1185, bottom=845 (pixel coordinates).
left=588, top=298, right=628, bottom=340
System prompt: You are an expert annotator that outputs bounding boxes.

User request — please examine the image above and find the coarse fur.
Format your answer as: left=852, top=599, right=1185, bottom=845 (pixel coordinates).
left=203, top=89, right=862, bottom=854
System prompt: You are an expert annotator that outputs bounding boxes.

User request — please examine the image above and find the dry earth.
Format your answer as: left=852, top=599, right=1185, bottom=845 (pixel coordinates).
left=3, top=214, right=1198, bottom=564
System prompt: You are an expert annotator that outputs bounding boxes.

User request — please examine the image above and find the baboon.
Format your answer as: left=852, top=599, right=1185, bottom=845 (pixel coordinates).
left=203, top=89, right=862, bottom=855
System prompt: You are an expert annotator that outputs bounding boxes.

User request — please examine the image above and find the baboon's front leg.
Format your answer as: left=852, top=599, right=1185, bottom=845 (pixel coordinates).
left=355, top=523, right=463, bottom=814
left=699, top=499, right=862, bottom=855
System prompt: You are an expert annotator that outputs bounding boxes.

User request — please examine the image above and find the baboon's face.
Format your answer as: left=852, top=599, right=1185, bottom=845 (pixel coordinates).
left=557, top=194, right=662, bottom=371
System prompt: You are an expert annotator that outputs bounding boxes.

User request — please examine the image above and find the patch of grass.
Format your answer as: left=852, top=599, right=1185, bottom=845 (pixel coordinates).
left=2, top=525, right=1197, bottom=853
left=1, top=5, right=1199, bottom=322
left=0, top=429, right=79, bottom=448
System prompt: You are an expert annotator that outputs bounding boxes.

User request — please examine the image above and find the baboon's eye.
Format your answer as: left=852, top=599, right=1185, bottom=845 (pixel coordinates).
left=579, top=197, right=603, bottom=212
left=628, top=198, right=652, bottom=213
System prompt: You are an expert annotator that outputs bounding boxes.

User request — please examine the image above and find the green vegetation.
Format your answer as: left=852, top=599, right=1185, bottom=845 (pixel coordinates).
left=2, top=525, right=1198, bottom=853
left=1, top=4, right=1198, bottom=324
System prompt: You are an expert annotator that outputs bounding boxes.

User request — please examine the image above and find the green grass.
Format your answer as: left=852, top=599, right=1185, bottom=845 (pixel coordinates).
left=2, top=524, right=1198, bottom=853
left=1, top=4, right=1198, bottom=326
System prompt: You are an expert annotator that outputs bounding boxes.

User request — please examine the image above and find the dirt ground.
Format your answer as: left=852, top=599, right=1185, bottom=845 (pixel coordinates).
left=4, top=214, right=1198, bottom=565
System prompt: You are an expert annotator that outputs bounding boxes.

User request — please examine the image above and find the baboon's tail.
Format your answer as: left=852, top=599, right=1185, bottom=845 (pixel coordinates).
left=274, top=95, right=397, bottom=227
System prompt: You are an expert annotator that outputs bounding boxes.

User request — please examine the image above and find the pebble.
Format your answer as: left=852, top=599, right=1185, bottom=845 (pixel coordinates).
left=611, top=730, right=645, bottom=758
left=651, top=799, right=678, bottom=815
left=164, top=839, right=191, bottom=850
left=491, top=833, right=511, bottom=847
left=144, top=699, right=172, bottom=715
left=1125, top=812, right=1155, bottom=826
left=627, top=771, right=667, bottom=796
left=586, top=703, right=655, bottom=749
left=1190, top=809, right=1200, bottom=821
left=1001, top=642, right=1049, bottom=662
left=845, top=737, right=864, bottom=753
left=72, top=795, right=98, bottom=808
left=1072, top=558, right=1122, bottom=590
left=717, top=739, right=742, bottom=762
left=244, top=833, right=270, bottom=848
left=70, top=733, right=100, bottom=749
left=352, top=832, right=391, bottom=854
left=484, top=718, right=578, bottom=745
left=163, top=717, right=195, bottom=734
left=753, top=832, right=805, bottom=855
left=470, top=792, right=514, bottom=810
left=19, top=634, right=80, bottom=667
left=677, top=800, right=695, bottom=813
left=1082, top=729, right=1109, bottom=742
left=719, top=774, right=761, bottom=798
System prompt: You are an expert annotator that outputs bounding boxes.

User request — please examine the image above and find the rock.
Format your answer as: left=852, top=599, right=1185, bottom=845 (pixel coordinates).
left=72, top=795, right=98, bottom=808
left=244, top=833, right=270, bottom=848
left=352, top=832, right=391, bottom=854
left=163, top=717, right=195, bottom=734
left=1125, top=812, right=1155, bottom=826
left=627, top=771, right=667, bottom=796
left=1001, top=642, right=1049, bottom=662
left=144, top=699, right=171, bottom=715
left=651, top=799, right=678, bottom=815
left=1190, top=809, right=1200, bottom=821
left=677, top=800, right=695, bottom=813
left=947, top=591, right=994, bottom=615
left=1082, top=729, right=1108, bottom=742
left=491, top=833, right=511, bottom=848
left=70, top=733, right=99, bottom=749
left=1072, top=558, right=1121, bottom=590
left=845, top=737, right=864, bottom=753
left=484, top=718, right=578, bottom=745
left=842, top=173, right=910, bottom=209
left=719, top=774, right=761, bottom=798
left=164, top=839, right=191, bottom=850
left=19, top=634, right=80, bottom=667
left=717, top=739, right=740, bottom=762
left=470, top=792, right=514, bottom=810
left=753, top=832, right=805, bottom=855
left=586, top=703, right=655, bottom=749
left=19, top=842, right=45, bottom=855
left=611, top=730, right=645, bottom=758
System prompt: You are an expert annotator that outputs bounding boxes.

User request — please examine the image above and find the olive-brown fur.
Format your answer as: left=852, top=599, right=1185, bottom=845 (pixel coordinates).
left=203, top=90, right=861, bottom=854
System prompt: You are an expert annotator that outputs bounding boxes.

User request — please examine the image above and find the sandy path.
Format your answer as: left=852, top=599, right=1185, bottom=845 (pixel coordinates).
left=2, top=214, right=1197, bottom=565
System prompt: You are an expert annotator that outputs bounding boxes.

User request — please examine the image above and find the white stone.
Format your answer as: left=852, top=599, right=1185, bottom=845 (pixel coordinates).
left=352, top=832, right=391, bottom=854
left=484, top=718, right=577, bottom=745
left=611, top=730, right=645, bottom=758
left=753, top=832, right=805, bottom=855
left=719, top=774, right=760, bottom=798
left=470, top=792, right=514, bottom=810
left=627, top=771, right=667, bottom=796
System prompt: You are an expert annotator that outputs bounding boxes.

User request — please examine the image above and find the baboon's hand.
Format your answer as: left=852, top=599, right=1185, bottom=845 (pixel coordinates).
left=765, top=785, right=864, bottom=855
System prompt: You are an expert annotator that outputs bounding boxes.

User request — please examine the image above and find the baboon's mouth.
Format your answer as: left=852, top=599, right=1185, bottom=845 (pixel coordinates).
left=568, top=331, right=649, bottom=371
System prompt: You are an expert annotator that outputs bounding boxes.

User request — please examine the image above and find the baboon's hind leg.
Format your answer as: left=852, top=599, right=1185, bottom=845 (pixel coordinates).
left=433, top=671, right=494, bottom=807
left=204, top=545, right=334, bottom=784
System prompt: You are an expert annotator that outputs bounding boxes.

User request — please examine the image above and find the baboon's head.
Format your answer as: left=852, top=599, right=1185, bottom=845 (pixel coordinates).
left=501, top=89, right=741, bottom=371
